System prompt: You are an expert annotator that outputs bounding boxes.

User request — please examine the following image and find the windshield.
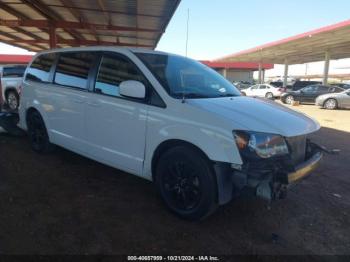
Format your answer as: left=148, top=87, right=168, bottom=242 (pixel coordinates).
left=135, top=53, right=241, bottom=99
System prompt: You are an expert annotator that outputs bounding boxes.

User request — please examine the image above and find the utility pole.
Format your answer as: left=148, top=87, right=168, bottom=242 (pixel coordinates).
left=185, top=8, right=189, bottom=57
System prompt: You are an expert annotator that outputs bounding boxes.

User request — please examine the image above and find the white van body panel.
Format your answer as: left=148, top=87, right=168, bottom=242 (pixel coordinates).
left=19, top=46, right=320, bottom=181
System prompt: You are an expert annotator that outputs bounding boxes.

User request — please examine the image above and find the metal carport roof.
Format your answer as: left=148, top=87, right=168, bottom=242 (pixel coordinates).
left=0, top=0, right=181, bottom=52
left=216, top=19, right=350, bottom=64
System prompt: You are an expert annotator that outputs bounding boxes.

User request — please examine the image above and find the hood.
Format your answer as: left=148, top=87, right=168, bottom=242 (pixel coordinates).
left=187, top=96, right=320, bottom=137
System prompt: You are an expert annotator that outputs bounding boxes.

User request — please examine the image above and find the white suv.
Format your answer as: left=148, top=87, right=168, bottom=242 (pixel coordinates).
left=19, top=47, right=323, bottom=220
left=1, top=65, right=26, bottom=110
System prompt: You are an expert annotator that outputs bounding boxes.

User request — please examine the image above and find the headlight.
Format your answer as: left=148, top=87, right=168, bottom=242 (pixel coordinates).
left=234, top=131, right=289, bottom=159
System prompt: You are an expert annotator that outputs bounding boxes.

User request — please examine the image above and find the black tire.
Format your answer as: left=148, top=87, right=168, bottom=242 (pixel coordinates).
left=284, top=95, right=294, bottom=104
left=323, top=98, right=337, bottom=110
left=6, top=90, right=19, bottom=110
left=241, top=92, right=246, bottom=96
left=27, top=110, right=54, bottom=153
left=155, top=146, right=218, bottom=221
left=265, top=92, right=273, bottom=99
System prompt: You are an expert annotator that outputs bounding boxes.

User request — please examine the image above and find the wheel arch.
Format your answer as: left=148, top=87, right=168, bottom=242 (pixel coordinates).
left=151, top=139, right=211, bottom=181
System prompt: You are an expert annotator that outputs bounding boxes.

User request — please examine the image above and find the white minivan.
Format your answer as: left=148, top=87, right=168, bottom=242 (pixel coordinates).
left=19, top=47, right=323, bottom=220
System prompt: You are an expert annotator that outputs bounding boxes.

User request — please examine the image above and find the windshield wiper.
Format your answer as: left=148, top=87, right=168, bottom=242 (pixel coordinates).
left=217, top=93, right=238, bottom=97
left=172, top=92, right=210, bottom=99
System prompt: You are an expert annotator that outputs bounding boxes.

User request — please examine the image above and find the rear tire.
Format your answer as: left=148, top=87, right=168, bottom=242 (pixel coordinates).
left=27, top=111, right=54, bottom=153
left=324, top=98, right=337, bottom=110
left=6, top=90, right=19, bottom=111
left=265, top=92, right=273, bottom=99
left=155, top=146, right=218, bottom=221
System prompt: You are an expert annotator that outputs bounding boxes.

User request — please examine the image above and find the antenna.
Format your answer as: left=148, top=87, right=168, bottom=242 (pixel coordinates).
left=185, top=8, right=189, bottom=57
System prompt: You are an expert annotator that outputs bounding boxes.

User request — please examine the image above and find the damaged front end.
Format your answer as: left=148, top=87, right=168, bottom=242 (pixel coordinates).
left=215, top=132, right=337, bottom=205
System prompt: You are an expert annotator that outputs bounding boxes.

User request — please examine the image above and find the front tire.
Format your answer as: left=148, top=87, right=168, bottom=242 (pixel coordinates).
left=27, top=111, right=54, bottom=153
left=6, top=90, right=19, bottom=111
left=324, top=98, right=337, bottom=110
left=155, top=146, right=218, bottom=220
left=284, top=95, right=294, bottom=104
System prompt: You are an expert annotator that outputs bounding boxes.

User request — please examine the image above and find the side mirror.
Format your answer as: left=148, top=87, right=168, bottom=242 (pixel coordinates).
left=119, top=80, right=146, bottom=99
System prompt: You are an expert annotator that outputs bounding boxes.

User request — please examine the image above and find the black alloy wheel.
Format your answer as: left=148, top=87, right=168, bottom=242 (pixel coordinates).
left=155, top=146, right=217, bottom=220
left=27, top=111, right=54, bottom=153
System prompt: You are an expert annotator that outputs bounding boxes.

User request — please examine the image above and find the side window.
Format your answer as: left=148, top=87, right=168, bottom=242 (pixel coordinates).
left=95, top=54, right=148, bottom=98
left=3, top=66, right=26, bottom=78
left=250, top=85, right=258, bottom=90
left=54, top=52, right=96, bottom=89
left=259, top=85, right=267, bottom=89
left=26, top=53, right=56, bottom=83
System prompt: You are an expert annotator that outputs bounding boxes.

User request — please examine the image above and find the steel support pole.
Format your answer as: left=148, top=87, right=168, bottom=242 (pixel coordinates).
left=323, top=51, right=330, bottom=85
left=258, top=63, right=262, bottom=84
left=49, top=27, right=57, bottom=49
left=283, top=59, right=289, bottom=88
left=223, top=68, right=227, bottom=78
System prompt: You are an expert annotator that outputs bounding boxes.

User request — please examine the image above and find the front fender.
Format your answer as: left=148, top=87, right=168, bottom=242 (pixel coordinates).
left=143, top=108, right=242, bottom=180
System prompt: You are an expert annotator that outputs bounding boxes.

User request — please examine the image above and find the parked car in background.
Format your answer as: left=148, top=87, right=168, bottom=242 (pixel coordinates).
left=19, top=47, right=323, bottom=220
left=290, top=80, right=322, bottom=91
left=330, top=83, right=350, bottom=90
left=281, top=84, right=344, bottom=104
left=241, top=84, right=283, bottom=99
left=0, top=65, right=26, bottom=110
left=233, top=81, right=253, bottom=90
left=316, top=89, right=350, bottom=110
left=269, top=81, right=284, bottom=88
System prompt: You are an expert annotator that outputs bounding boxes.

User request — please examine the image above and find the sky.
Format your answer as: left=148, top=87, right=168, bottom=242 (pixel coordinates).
left=1, top=0, right=350, bottom=78
left=157, top=0, right=350, bottom=60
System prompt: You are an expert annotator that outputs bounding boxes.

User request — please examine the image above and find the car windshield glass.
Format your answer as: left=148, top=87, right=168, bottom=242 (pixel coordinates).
left=135, top=53, right=241, bottom=99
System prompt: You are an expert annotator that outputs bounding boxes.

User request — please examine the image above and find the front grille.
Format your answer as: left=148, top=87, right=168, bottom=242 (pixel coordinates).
left=286, top=135, right=307, bottom=165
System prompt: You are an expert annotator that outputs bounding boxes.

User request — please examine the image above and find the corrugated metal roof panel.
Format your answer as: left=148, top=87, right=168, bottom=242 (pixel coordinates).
left=0, top=0, right=181, bottom=51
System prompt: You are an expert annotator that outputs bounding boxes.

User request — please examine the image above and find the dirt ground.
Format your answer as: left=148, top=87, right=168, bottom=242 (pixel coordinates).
left=0, top=104, right=349, bottom=255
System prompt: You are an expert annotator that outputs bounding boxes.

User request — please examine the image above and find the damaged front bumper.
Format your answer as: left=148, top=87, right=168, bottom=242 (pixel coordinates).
left=214, top=140, right=330, bottom=205
left=287, top=151, right=322, bottom=184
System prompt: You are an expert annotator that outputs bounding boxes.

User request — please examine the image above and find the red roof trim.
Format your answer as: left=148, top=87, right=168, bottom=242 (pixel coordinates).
left=201, top=60, right=273, bottom=70
left=0, top=54, right=33, bottom=64
left=216, top=19, right=350, bottom=61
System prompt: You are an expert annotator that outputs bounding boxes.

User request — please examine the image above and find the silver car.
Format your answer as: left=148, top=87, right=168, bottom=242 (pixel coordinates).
left=316, top=89, right=350, bottom=110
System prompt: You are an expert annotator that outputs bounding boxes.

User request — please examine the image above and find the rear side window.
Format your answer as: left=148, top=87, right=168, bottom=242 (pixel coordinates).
left=3, top=66, right=26, bottom=78
left=95, top=54, right=148, bottom=97
left=26, top=53, right=56, bottom=83
left=54, top=52, right=96, bottom=90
